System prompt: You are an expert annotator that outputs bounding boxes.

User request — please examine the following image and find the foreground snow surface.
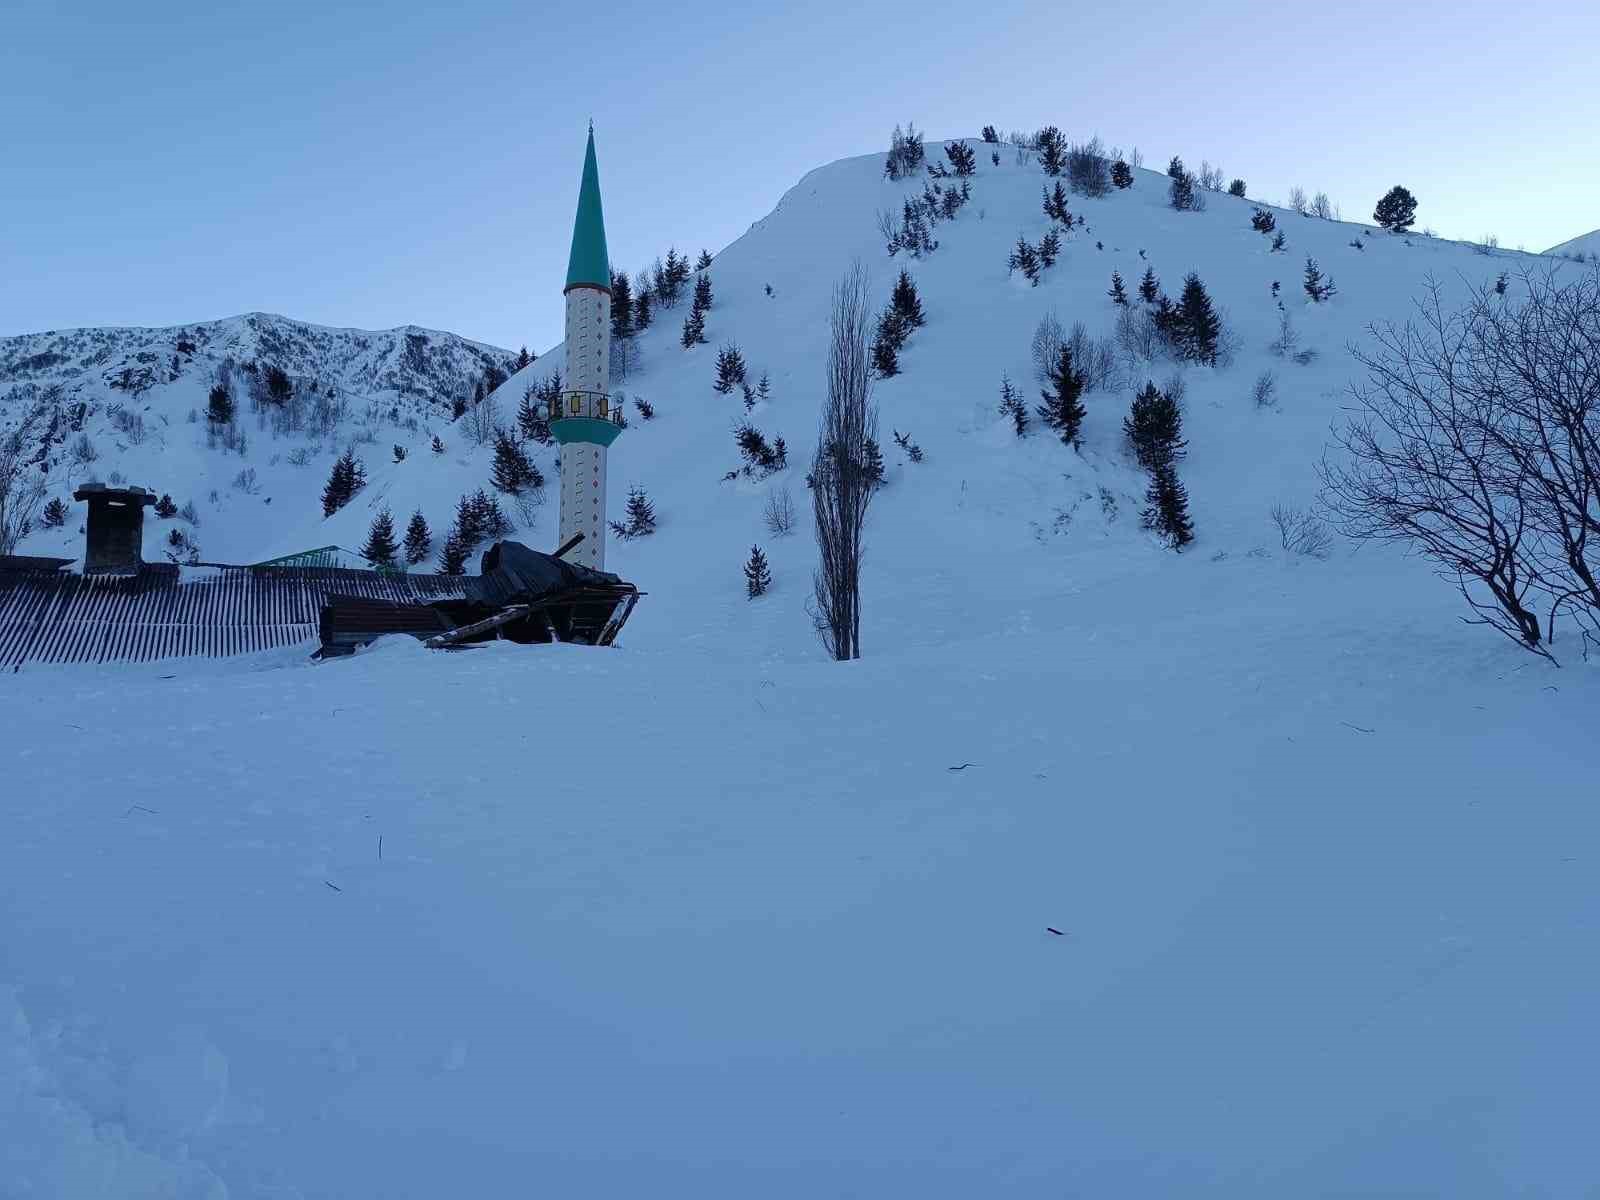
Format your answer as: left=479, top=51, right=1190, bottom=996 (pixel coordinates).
left=3, top=555, right=1597, bottom=1198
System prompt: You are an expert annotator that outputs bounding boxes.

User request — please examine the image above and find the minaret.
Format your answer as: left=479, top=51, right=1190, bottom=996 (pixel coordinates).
left=550, top=124, right=622, bottom=571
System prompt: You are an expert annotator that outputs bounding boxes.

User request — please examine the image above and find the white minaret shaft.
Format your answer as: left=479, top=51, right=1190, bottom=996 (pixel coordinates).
left=561, top=287, right=611, bottom=569
left=551, top=125, right=621, bottom=573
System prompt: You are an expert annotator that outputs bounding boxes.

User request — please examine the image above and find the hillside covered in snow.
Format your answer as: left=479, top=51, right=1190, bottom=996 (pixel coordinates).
left=1545, top=227, right=1600, bottom=260
left=3, top=135, right=1597, bottom=1197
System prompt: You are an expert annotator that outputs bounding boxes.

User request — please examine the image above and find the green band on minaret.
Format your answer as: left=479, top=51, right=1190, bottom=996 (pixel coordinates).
left=565, top=128, right=611, bottom=293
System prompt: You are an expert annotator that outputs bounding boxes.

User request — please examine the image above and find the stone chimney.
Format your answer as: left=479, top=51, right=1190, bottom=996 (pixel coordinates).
left=72, top=484, right=156, bottom=575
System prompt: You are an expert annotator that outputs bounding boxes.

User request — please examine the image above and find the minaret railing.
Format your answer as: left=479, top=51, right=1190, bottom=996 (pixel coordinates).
left=549, top=390, right=624, bottom=425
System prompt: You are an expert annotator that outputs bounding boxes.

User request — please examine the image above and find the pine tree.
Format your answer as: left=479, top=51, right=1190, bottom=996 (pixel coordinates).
left=944, top=140, right=976, bottom=177
left=693, top=273, right=713, bottom=312
left=361, top=508, right=399, bottom=567
left=1138, top=266, right=1160, bottom=304
left=1270, top=229, right=1287, bottom=253
left=438, top=532, right=468, bottom=575
left=999, top=375, right=1028, bottom=436
left=862, top=436, right=886, bottom=487
left=492, top=428, right=542, bottom=494
left=1111, top=158, right=1133, bottom=189
left=871, top=309, right=907, bottom=377
left=610, top=485, right=656, bottom=539
left=681, top=305, right=707, bottom=348
left=609, top=271, right=634, bottom=339
left=1169, top=168, right=1197, bottom=211
left=891, top=270, right=926, bottom=328
left=1303, top=256, right=1336, bottom=302
left=696, top=249, right=713, bottom=271
left=891, top=429, right=923, bottom=463
left=1167, top=155, right=1186, bottom=179
left=153, top=493, right=178, bottom=518
left=756, top=371, right=771, bottom=403
left=982, top=125, right=999, bottom=143
left=454, top=492, right=485, bottom=548
left=712, top=344, right=747, bottom=394
left=1108, top=270, right=1129, bottom=306
left=206, top=383, right=234, bottom=425
left=1176, top=273, right=1222, bottom=364
left=1251, top=207, right=1277, bottom=233
left=1037, top=125, right=1067, bottom=176
left=514, top=345, right=532, bottom=371
left=1143, top=462, right=1194, bottom=550
left=1038, top=228, right=1061, bottom=269
left=635, top=396, right=655, bottom=420
left=1373, top=185, right=1418, bottom=232
left=1124, top=382, right=1186, bottom=472
left=1227, top=178, right=1247, bottom=197
left=1042, top=181, right=1071, bottom=223
left=633, top=286, right=652, bottom=331
left=432, top=434, right=445, bottom=454
left=1036, top=343, right=1087, bottom=447
left=320, top=449, right=365, bottom=517
left=743, top=544, right=772, bottom=598
left=403, top=510, right=432, bottom=565
left=41, top=497, right=68, bottom=527
left=479, top=491, right=511, bottom=539
left=1009, top=236, right=1041, bottom=285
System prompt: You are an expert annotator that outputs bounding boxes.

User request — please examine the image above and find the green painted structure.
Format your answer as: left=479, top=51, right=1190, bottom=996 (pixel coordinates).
left=564, top=126, right=611, bottom=294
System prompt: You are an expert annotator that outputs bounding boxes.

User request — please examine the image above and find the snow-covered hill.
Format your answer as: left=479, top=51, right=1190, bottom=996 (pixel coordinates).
left=4, top=140, right=1597, bottom=1197
left=1545, top=227, right=1600, bottom=260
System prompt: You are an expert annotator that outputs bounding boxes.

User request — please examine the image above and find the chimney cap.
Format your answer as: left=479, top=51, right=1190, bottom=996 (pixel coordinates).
left=73, top=483, right=156, bottom=505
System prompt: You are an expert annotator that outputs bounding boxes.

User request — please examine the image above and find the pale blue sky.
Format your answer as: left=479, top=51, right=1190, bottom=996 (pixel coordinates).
left=4, top=0, right=1595, bottom=350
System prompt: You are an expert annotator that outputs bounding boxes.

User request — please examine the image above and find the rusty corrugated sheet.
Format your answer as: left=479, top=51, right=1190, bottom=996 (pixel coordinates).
left=0, top=560, right=470, bottom=668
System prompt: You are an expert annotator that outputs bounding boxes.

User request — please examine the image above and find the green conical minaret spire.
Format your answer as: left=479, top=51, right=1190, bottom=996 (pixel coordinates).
left=564, top=125, right=610, bottom=293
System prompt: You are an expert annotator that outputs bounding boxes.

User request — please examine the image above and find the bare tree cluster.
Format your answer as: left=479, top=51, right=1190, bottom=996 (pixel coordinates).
left=1, top=397, right=49, bottom=554
left=811, top=264, right=879, bottom=661
left=1323, top=266, right=1600, bottom=660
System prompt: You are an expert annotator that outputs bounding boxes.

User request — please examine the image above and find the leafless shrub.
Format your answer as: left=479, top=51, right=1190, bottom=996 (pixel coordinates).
left=1270, top=309, right=1300, bottom=358
left=1162, top=372, right=1188, bottom=410
left=1197, top=160, right=1226, bottom=191
left=810, top=263, right=878, bottom=661
left=1127, top=146, right=1143, bottom=170
left=1066, top=321, right=1118, bottom=392
left=1270, top=504, right=1332, bottom=558
left=1475, top=233, right=1500, bottom=255
left=1066, top=137, right=1111, bottom=197
left=1310, top=191, right=1338, bottom=220
left=1252, top=370, right=1279, bottom=408
left=1288, top=186, right=1308, bottom=216
left=108, top=470, right=124, bottom=486
left=69, top=433, right=98, bottom=468
left=179, top=500, right=200, bottom=526
left=763, top=484, right=796, bottom=536
left=1117, top=306, right=1161, bottom=362
left=0, top=398, right=49, bottom=554
left=231, top=467, right=259, bottom=494
left=1322, top=266, right=1600, bottom=659
left=286, top=447, right=312, bottom=467
left=1031, top=310, right=1064, bottom=381
left=110, top=407, right=147, bottom=444
left=1293, top=347, right=1320, bottom=366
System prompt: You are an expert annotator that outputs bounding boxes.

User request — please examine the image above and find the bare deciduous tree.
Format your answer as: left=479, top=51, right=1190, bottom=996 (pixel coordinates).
left=1322, top=266, right=1600, bottom=659
left=810, top=263, right=879, bottom=661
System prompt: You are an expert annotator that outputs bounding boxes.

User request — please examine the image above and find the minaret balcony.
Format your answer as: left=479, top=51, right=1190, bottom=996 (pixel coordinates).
left=549, top=389, right=624, bottom=446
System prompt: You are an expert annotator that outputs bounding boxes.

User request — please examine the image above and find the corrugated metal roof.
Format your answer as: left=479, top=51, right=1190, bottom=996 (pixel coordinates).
left=0, top=559, right=470, bottom=668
